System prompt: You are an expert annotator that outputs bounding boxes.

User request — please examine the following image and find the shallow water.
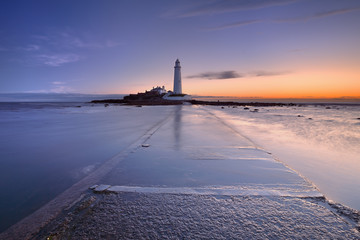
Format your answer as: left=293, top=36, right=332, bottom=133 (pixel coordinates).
left=210, top=104, right=360, bottom=210
left=0, top=103, right=173, bottom=232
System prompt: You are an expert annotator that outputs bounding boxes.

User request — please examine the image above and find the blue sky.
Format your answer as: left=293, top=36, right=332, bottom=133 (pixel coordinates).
left=1, top=0, right=359, bottom=98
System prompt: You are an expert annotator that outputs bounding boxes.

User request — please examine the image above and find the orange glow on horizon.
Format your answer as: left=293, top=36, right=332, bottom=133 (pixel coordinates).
left=183, top=68, right=360, bottom=99
left=105, top=67, right=360, bottom=100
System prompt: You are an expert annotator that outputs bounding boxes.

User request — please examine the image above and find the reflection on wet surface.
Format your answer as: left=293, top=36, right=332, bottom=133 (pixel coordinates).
left=102, top=106, right=318, bottom=196
left=174, top=105, right=182, bottom=150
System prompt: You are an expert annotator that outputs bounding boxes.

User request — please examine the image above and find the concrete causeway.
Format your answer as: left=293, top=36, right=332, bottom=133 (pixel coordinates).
left=100, top=105, right=322, bottom=198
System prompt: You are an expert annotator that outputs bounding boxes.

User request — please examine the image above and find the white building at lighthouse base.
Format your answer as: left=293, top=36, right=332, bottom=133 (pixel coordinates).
left=162, top=92, right=192, bottom=101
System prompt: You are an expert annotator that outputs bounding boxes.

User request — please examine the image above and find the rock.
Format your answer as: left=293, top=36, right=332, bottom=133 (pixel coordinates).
left=93, top=184, right=111, bottom=192
left=89, top=185, right=99, bottom=190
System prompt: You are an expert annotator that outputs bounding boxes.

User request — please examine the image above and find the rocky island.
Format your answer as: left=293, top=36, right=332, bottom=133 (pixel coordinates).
left=92, top=59, right=297, bottom=107
left=91, top=90, right=296, bottom=107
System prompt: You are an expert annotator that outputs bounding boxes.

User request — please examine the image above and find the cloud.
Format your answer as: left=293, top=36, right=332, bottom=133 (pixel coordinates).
left=42, top=82, right=73, bottom=93
left=50, top=85, right=74, bottom=93
left=37, top=54, right=81, bottom=67
left=38, top=82, right=74, bottom=93
left=32, top=31, right=121, bottom=50
left=187, top=71, right=243, bottom=80
left=315, top=7, right=360, bottom=18
left=187, top=70, right=291, bottom=79
left=52, top=81, right=66, bottom=85
left=25, top=81, right=74, bottom=93
left=32, top=35, right=50, bottom=41
left=275, top=7, right=360, bottom=22
left=250, top=70, right=291, bottom=77
left=205, top=20, right=262, bottom=31
left=26, top=86, right=75, bottom=94
left=203, top=6, right=360, bottom=31
left=59, top=32, right=101, bottom=48
left=18, top=44, right=40, bottom=51
left=19, top=32, right=121, bottom=67
left=167, top=0, right=297, bottom=18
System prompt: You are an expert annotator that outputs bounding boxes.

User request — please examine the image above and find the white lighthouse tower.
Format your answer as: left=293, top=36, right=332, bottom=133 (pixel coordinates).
left=173, top=59, right=182, bottom=94
left=163, top=58, right=191, bottom=100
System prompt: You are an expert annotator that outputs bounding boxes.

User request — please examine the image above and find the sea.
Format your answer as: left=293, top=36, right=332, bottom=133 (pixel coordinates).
left=0, top=93, right=359, bottom=233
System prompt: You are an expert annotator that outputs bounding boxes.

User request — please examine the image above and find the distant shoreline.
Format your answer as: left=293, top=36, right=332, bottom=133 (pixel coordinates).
left=90, top=91, right=360, bottom=106
left=90, top=98, right=360, bottom=107
left=90, top=98, right=298, bottom=107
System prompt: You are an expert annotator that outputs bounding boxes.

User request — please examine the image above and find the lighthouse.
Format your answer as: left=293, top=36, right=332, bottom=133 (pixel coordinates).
left=163, top=59, right=190, bottom=100
left=173, top=59, right=182, bottom=94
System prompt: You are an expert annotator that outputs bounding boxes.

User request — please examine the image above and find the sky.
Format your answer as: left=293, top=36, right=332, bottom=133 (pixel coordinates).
left=1, top=0, right=360, bottom=99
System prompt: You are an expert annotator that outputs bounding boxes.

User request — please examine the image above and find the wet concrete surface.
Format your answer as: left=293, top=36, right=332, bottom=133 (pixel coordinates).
left=101, top=105, right=319, bottom=195
left=37, top=192, right=360, bottom=239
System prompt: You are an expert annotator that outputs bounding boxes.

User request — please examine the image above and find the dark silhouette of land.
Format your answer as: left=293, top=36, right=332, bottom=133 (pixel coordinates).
left=91, top=92, right=296, bottom=107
